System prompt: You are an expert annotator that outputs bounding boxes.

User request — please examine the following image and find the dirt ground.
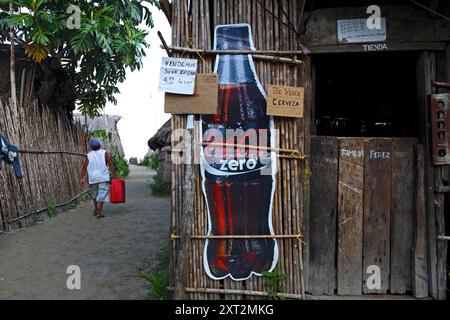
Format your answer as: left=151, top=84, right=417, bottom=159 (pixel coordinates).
left=0, top=165, right=170, bottom=300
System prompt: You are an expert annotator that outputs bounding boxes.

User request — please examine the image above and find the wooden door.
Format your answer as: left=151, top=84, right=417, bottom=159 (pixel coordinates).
left=309, top=136, right=419, bottom=296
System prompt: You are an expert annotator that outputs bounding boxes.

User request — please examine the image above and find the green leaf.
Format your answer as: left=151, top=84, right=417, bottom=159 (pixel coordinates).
left=95, top=31, right=113, bottom=55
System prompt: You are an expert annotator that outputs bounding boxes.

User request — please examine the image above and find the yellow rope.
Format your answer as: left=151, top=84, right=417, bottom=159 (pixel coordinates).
left=296, top=233, right=306, bottom=245
left=170, top=229, right=179, bottom=241
left=188, top=38, right=208, bottom=68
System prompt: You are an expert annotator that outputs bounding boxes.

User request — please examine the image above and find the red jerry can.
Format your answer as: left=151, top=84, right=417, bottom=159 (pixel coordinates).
left=110, top=178, right=126, bottom=204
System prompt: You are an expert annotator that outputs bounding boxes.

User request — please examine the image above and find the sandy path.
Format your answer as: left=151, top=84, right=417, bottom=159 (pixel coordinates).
left=0, top=165, right=170, bottom=300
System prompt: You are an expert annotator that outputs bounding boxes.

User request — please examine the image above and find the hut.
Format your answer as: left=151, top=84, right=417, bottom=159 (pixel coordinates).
left=74, top=114, right=125, bottom=158
left=148, top=119, right=172, bottom=187
left=162, top=0, right=450, bottom=300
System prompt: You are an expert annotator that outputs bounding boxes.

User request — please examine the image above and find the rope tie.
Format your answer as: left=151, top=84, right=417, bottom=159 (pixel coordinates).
left=170, top=229, right=179, bottom=241
left=188, top=38, right=208, bottom=68
left=296, top=233, right=306, bottom=245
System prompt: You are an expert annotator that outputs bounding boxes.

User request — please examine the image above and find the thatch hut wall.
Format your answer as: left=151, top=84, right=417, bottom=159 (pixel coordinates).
left=0, top=48, right=87, bottom=233
left=169, top=0, right=309, bottom=300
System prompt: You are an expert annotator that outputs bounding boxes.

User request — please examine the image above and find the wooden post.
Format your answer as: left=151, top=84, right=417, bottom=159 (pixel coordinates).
left=426, top=52, right=439, bottom=299
left=434, top=43, right=450, bottom=300
left=415, top=52, right=436, bottom=298
left=413, top=145, right=429, bottom=298
left=174, top=127, right=195, bottom=300
left=300, top=55, right=312, bottom=294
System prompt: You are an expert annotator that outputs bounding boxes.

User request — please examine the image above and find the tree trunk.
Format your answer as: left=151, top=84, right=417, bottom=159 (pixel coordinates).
left=9, top=3, right=18, bottom=110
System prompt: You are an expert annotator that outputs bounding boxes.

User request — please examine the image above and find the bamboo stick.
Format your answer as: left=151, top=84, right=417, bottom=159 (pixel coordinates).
left=191, top=0, right=199, bottom=300
left=158, top=31, right=172, bottom=57
left=167, top=286, right=303, bottom=300
left=432, top=80, right=450, bottom=88
left=18, top=150, right=86, bottom=157
left=10, top=190, right=90, bottom=223
left=162, top=46, right=304, bottom=64
left=172, top=234, right=304, bottom=240
left=195, top=142, right=306, bottom=159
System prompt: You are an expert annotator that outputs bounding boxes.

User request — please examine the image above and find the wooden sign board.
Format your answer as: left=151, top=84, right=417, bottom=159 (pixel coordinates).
left=267, top=85, right=304, bottom=118
left=165, top=73, right=218, bottom=115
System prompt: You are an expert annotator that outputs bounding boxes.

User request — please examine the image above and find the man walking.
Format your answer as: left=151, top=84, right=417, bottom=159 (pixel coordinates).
left=80, top=139, right=117, bottom=219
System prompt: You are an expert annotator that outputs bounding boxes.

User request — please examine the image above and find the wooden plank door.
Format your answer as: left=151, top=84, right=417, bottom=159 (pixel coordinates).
left=310, top=137, right=419, bottom=296
left=390, top=138, right=417, bottom=294
left=363, top=139, right=392, bottom=294
left=337, top=138, right=365, bottom=295
left=309, top=136, right=338, bottom=295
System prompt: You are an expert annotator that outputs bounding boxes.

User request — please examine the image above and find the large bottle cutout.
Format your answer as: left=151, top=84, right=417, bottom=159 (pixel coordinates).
left=200, top=24, right=278, bottom=281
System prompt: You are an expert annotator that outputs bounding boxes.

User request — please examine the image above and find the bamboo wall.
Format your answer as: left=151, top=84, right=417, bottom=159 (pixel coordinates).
left=170, top=0, right=310, bottom=299
left=0, top=66, right=86, bottom=233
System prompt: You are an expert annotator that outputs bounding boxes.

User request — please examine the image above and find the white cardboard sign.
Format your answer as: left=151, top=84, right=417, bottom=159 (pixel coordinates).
left=337, top=18, right=386, bottom=44
left=158, top=57, right=198, bottom=95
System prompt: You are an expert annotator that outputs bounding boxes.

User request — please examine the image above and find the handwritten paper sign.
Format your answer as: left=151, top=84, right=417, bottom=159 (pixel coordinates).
left=267, top=85, right=304, bottom=118
left=337, top=18, right=386, bottom=44
left=165, top=73, right=218, bottom=115
left=159, top=57, right=198, bottom=95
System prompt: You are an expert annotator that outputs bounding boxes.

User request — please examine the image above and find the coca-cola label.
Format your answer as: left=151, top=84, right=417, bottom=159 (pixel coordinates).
left=202, top=128, right=272, bottom=176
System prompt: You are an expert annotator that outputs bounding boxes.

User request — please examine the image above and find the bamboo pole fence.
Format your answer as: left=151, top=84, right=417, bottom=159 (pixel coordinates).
left=170, top=0, right=310, bottom=300
left=0, top=63, right=87, bottom=233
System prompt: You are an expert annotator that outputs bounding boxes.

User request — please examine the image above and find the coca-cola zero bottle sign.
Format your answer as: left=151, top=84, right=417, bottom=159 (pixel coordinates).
left=200, top=24, right=279, bottom=281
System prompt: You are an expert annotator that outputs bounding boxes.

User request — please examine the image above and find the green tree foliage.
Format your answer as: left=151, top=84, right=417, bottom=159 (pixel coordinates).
left=149, top=152, right=158, bottom=170
left=112, top=155, right=130, bottom=178
left=0, top=0, right=160, bottom=116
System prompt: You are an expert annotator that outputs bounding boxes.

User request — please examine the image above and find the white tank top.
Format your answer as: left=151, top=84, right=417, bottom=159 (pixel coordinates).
left=87, top=150, right=110, bottom=184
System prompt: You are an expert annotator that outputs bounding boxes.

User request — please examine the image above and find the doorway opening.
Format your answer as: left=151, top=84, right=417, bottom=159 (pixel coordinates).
left=310, top=51, right=423, bottom=297
left=314, top=52, right=419, bottom=138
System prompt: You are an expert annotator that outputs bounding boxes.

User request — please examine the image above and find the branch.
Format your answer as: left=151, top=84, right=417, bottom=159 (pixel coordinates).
left=276, top=0, right=298, bottom=35
left=255, top=0, right=292, bottom=30
left=159, top=0, right=172, bottom=24
left=409, top=0, right=450, bottom=21
left=255, top=0, right=310, bottom=54
left=297, top=0, right=306, bottom=33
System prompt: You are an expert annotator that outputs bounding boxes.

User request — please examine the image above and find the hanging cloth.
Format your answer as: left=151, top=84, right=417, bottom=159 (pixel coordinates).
left=0, top=134, right=23, bottom=178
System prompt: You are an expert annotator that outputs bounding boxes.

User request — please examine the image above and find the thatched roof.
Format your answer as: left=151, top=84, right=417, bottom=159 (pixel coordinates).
left=1, top=45, right=76, bottom=116
left=148, top=119, right=171, bottom=151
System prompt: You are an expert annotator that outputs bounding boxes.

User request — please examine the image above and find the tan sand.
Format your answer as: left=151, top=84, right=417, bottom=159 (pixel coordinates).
left=0, top=165, right=170, bottom=300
